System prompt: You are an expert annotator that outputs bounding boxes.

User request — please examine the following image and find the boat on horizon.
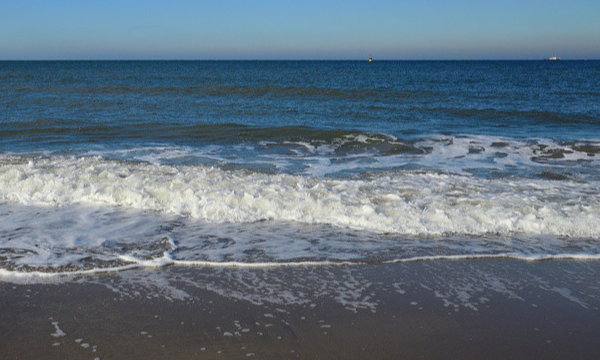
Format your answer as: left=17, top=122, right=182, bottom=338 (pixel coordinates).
left=547, top=56, right=561, bottom=61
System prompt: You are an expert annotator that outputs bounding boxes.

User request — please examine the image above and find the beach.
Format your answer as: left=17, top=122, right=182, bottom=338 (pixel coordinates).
left=2, top=60, right=600, bottom=359
left=2, top=259, right=599, bottom=359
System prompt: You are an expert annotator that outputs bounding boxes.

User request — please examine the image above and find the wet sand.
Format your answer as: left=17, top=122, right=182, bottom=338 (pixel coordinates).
left=1, top=259, right=599, bottom=359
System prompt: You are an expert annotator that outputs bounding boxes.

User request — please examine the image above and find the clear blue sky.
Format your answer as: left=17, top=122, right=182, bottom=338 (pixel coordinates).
left=1, top=0, right=599, bottom=60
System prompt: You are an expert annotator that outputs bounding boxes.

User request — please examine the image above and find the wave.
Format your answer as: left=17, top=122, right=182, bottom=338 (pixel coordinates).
left=1, top=153, right=599, bottom=237
left=1, top=122, right=412, bottom=147
left=4, top=126, right=600, bottom=171
left=2, top=230, right=599, bottom=280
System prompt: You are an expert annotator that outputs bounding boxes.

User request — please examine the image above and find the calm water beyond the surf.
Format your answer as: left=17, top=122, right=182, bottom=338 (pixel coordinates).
left=1, top=60, right=600, bottom=277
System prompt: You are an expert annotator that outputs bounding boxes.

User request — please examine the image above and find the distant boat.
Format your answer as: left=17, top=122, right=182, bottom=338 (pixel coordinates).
left=547, top=56, right=561, bottom=61
left=368, top=56, right=372, bottom=62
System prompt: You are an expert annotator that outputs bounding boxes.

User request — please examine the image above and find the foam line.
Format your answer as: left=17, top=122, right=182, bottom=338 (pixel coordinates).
left=2, top=252, right=599, bottom=280
left=383, top=253, right=600, bottom=263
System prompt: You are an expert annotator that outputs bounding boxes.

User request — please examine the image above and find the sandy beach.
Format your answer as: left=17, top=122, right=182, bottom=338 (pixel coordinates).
left=2, top=259, right=599, bottom=359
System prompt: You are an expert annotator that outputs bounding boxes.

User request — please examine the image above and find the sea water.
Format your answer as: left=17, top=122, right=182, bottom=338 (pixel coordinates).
left=1, top=60, right=600, bottom=277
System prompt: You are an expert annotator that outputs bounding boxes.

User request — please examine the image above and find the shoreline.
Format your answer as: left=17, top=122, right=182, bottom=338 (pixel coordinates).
left=2, top=259, right=599, bottom=359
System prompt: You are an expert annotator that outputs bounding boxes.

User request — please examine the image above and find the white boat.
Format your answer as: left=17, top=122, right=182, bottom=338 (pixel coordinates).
left=547, top=56, right=561, bottom=61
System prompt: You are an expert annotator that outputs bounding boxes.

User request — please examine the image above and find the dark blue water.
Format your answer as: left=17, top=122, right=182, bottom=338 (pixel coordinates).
left=2, top=61, right=599, bottom=148
left=1, top=61, right=600, bottom=275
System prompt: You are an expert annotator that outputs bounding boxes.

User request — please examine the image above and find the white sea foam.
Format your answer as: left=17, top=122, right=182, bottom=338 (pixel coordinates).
left=72, top=135, right=600, bottom=177
left=1, top=154, right=599, bottom=236
left=413, top=135, right=600, bottom=174
left=51, top=321, right=66, bottom=337
left=1, top=149, right=600, bottom=277
left=2, top=249, right=599, bottom=280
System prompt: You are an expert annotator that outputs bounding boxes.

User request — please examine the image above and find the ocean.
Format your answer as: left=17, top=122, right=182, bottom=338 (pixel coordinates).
left=1, top=60, right=600, bottom=278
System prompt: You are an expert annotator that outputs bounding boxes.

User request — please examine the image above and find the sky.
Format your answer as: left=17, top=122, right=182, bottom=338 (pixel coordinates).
left=1, top=0, right=599, bottom=60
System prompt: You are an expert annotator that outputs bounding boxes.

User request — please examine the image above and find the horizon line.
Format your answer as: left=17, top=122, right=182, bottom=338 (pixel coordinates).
left=1, top=58, right=598, bottom=62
